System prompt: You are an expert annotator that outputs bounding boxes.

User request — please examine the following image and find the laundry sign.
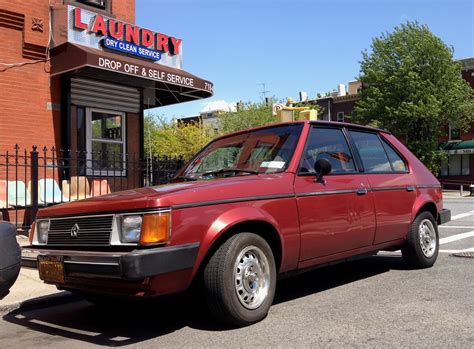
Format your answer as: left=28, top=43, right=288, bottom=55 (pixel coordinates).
left=68, top=5, right=183, bottom=69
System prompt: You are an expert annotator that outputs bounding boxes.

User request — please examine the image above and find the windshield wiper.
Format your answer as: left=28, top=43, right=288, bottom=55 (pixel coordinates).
left=174, top=175, right=198, bottom=182
left=202, top=168, right=260, bottom=177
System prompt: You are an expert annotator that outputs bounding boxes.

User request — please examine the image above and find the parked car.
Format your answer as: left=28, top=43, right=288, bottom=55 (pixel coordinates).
left=24, top=121, right=450, bottom=325
left=0, top=221, right=21, bottom=299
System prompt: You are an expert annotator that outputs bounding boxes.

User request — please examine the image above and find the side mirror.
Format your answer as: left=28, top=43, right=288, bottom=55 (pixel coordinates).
left=314, top=158, right=332, bottom=183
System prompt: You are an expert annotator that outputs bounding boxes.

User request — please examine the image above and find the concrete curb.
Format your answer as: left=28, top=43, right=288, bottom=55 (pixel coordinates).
left=0, top=291, right=80, bottom=316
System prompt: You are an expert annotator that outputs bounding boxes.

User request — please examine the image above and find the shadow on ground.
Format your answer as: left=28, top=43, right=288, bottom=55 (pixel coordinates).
left=3, top=254, right=407, bottom=346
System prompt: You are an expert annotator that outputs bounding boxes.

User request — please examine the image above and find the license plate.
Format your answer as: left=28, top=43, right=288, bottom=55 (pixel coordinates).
left=38, top=255, right=65, bottom=284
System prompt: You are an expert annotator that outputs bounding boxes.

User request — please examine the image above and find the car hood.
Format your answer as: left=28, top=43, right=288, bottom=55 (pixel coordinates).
left=38, top=173, right=294, bottom=217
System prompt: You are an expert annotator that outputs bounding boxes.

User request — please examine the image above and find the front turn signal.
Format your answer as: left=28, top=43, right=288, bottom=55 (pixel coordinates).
left=139, top=212, right=171, bottom=245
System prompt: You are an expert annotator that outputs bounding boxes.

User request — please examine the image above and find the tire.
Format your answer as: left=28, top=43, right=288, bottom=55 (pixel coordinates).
left=402, top=211, right=439, bottom=269
left=203, top=233, right=276, bottom=326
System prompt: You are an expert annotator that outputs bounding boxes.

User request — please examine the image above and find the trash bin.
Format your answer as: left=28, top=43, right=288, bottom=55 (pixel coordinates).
left=0, top=221, right=21, bottom=299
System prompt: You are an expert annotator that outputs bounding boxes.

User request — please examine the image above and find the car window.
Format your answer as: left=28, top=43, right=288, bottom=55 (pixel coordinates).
left=197, top=143, right=244, bottom=172
left=300, top=127, right=356, bottom=174
left=349, top=131, right=392, bottom=173
left=381, top=139, right=408, bottom=172
left=180, top=124, right=303, bottom=180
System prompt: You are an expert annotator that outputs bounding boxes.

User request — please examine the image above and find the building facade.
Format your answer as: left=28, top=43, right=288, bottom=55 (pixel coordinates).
left=298, top=64, right=474, bottom=186
left=0, top=0, right=213, bottom=226
left=0, top=0, right=213, bottom=173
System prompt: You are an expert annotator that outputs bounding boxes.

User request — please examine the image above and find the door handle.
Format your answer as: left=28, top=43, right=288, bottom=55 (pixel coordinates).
left=356, top=188, right=368, bottom=196
left=406, top=186, right=415, bottom=192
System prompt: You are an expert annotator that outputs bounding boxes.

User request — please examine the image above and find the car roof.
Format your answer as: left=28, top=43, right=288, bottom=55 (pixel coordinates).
left=213, top=120, right=390, bottom=142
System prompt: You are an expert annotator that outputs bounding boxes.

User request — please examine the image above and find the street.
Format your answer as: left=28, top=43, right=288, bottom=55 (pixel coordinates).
left=0, top=197, right=472, bottom=348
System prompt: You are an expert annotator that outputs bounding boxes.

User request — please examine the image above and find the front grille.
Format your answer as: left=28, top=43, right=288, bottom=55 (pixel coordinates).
left=47, top=215, right=114, bottom=246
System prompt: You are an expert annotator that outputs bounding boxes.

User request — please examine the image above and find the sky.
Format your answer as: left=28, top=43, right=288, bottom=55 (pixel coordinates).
left=136, top=0, right=474, bottom=119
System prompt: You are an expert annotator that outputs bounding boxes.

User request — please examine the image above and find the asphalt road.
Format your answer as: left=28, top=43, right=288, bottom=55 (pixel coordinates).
left=0, top=198, right=472, bottom=348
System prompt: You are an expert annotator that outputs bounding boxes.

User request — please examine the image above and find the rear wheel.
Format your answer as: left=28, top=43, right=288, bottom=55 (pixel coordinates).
left=402, top=211, right=439, bottom=268
left=203, top=233, right=276, bottom=326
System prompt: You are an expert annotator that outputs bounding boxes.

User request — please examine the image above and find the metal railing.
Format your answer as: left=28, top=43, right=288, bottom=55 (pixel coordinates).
left=0, top=145, right=184, bottom=233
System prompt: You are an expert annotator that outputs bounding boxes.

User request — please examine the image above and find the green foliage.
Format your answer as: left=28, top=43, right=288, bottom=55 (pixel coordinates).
left=218, top=102, right=276, bottom=134
left=144, top=115, right=216, bottom=159
left=144, top=100, right=322, bottom=160
left=354, top=21, right=474, bottom=175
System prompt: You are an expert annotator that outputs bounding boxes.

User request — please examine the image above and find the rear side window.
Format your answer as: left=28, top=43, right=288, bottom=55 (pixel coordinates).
left=381, top=139, right=408, bottom=172
left=300, top=127, right=356, bottom=174
left=349, top=131, right=392, bottom=173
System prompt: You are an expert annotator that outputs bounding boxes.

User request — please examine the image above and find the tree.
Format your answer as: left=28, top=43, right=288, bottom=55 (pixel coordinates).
left=354, top=21, right=474, bottom=174
left=144, top=114, right=216, bottom=159
left=218, top=102, right=276, bottom=134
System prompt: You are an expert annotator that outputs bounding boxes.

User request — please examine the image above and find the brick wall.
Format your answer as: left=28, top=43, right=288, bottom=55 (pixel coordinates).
left=112, top=0, right=135, bottom=23
left=461, top=69, right=474, bottom=89
left=0, top=0, right=136, bottom=154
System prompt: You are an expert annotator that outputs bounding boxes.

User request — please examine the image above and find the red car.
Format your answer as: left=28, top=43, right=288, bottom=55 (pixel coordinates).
left=25, top=121, right=450, bottom=326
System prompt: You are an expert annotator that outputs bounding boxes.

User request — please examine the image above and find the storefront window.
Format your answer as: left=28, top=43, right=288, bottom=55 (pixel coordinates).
left=86, top=109, right=126, bottom=176
left=444, top=154, right=470, bottom=176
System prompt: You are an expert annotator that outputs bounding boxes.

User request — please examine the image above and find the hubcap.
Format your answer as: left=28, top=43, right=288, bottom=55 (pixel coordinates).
left=233, top=245, right=271, bottom=310
left=418, top=219, right=437, bottom=258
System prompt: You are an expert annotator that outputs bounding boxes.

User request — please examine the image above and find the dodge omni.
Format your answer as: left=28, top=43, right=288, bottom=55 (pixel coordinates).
left=25, top=121, right=451, bottom=325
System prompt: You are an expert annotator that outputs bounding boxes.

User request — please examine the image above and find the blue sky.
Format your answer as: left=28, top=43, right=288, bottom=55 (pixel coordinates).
left=137, top=0, right=474, bottom=119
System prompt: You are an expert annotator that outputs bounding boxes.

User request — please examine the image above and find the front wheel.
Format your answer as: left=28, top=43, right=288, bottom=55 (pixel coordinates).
left=402, top=211, right=439, bottom=269
left=203, top=233, right=276, bottom=326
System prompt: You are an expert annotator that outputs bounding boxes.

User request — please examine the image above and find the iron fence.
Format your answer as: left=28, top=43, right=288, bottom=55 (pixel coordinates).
left=0, top=145, right=185, bottom=233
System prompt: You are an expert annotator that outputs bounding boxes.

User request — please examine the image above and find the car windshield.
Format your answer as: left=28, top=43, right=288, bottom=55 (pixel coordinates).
left=177, top=124, right=304, bottom=181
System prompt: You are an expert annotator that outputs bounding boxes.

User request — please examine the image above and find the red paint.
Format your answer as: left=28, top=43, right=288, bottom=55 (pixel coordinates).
left=73, top=8, right=88, bottom=31
left=156, top=33, right=169, bottom=53
left=91, top=15, right=108, bottom=37
left=35, top=121, right=445, bottom=297
left=71, top=6, right=182, bottom=55
left=108, top=19, right=124, bottom=40
left=124, top=24, right=140, bottom=45
left=141, top=28, right=154, bottom=47
left=170, top=37, right=182, bottom=55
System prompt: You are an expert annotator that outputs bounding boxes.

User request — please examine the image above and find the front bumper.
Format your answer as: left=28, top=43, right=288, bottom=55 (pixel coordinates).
left=439, top=209, right=451, bottom=225
left=22, top=242, right=200, bottom=281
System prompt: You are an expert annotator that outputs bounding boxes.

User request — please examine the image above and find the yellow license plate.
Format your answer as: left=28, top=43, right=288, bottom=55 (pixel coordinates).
left=38, top=256, right=65, bottom=284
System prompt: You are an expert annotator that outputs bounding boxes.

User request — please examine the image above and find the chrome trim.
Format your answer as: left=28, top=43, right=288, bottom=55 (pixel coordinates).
left=34, top=209, right=172, bottom=247
left=171, top=194, right=294, bottom=209
left=63, top=260, right=120, bottom=266
left=46, top=213, right=115, bottom=221
left=416, top=185, right=442, bottom=189
left=22, top=247, right=127, bottom=260
left=371, top=186, right=407, bottom=192
left=296, top=189, right=359, bottom=198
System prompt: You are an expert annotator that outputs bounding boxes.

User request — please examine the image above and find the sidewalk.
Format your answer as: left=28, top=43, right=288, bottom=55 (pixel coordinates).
left=442, top=189, right=474, bottom=198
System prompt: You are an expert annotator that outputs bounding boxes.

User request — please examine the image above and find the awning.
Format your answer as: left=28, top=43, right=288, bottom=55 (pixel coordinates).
left=440, top=140, right=474, bottom=155
left=50, top=43, right=213, bottom=108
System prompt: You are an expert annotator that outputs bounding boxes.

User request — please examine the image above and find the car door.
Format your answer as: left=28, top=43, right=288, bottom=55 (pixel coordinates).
left=347, top=130, right=416, bottom=244
left=295, top=126, right=376, bottom=262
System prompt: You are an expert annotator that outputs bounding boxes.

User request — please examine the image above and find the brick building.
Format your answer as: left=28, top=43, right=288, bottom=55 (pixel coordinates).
left=298, top=62, right=474, bottom=186
left=0, top=0, right=213, bottom=227
left=438, top=57, right=474, bottom=186
left=0, top=0, right=213, bottom=165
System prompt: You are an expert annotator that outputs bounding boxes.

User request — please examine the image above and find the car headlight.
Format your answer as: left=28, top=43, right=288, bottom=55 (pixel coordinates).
left=119, top=211, right=171, bottom=245
left=120, top=215, right=143, bottom=243
left=35, top=219, right=50, bottom=244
